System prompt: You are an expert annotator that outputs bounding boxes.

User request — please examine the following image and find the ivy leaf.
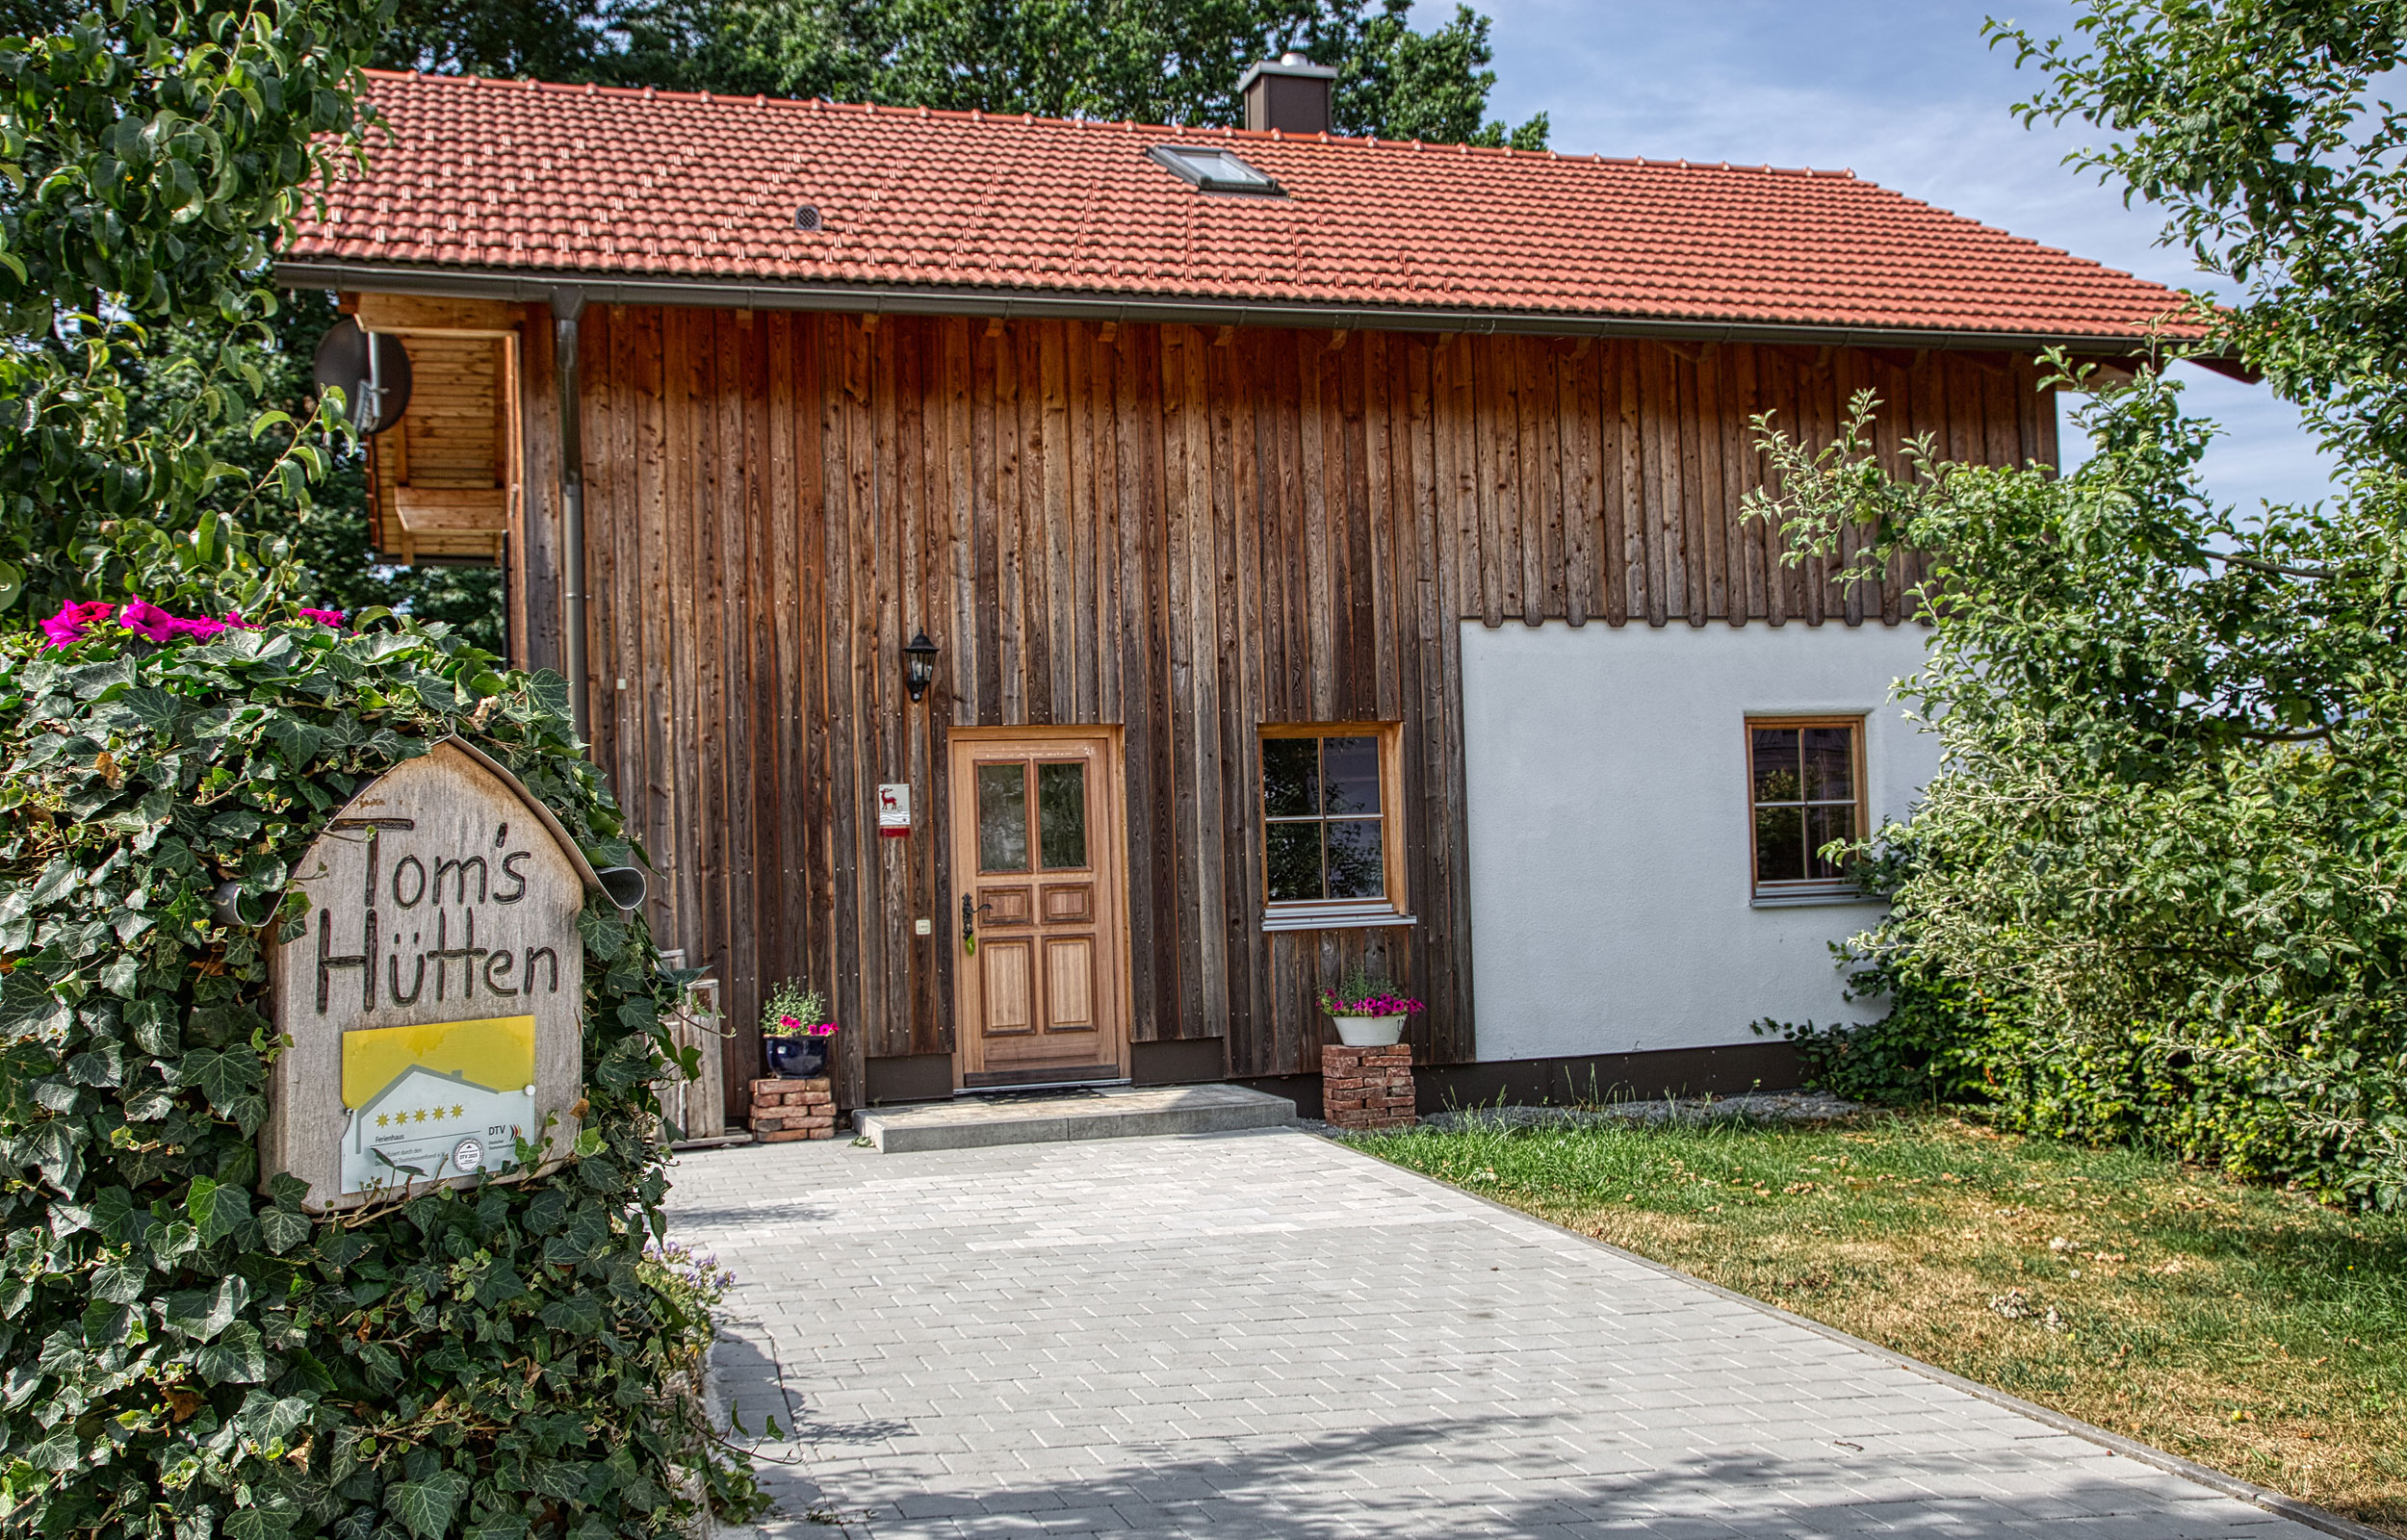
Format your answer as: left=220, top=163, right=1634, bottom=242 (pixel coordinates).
left=467, top=1257, right=524, bottom=1306
left=98, top=956, right=139, bottom=1000
left=91, top=1255, right=147, bottom=1304
left=17, top=1122, right=83, bottom=1193
left=257, top=1206, right=311, bottom=1255
left=23, top=1425, right=79, bottom=1472
left=263, top=715, right=323, bottom=765
left=124, top=996, right=178, bottom=1055
left=224, top=1508, right=294, bottom=1540
left=193, top=1321, right=269, bottom=1383
left=537, top=1295, right=604, bottom=1335
left=385, top=1469, right=472, bottom=1540
left=28, top=859, right=79, bottom=907
left=177, top=1045, right=263, bottom=1115
left=114, top=687, right=185, bottom=736
left=204, top=809, right=261, bottom=842
left=162, top=1275, right=246, bottom=1341
left=87, top=1187, right=142, bottom=1242
left=0, top=969, right=65, bottom=1038
left=238, top=1388, right=312, bottom=1446
left=190, top=1175, right=251, bottom=1245
left=222, top=1091, right=270, bottom=1135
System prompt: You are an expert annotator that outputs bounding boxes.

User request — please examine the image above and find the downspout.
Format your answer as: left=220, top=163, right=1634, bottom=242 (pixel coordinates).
left=551, top=286, right=588, bottom=742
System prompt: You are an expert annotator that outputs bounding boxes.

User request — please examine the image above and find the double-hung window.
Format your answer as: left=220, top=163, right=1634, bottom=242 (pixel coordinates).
left=1747, top=716, right=1867, bottom=902
left=1259, top=724, right=1411, bottom=931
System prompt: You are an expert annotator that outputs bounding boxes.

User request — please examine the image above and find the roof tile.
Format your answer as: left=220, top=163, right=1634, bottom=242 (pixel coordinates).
left=284, top=70, right=2201, bottom=342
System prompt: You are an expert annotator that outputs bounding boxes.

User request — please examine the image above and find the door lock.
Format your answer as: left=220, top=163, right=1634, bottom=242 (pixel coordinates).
left=960, top=893, right=993, bottom=954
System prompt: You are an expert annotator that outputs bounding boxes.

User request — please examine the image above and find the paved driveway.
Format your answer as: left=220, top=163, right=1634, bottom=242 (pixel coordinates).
left=667, top=1128, right=2318, bottom=1539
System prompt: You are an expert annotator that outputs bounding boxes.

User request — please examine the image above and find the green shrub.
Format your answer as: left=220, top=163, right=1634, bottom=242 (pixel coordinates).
left=0, top=607, right=757, bottom=1537
left=1756, top=951, right=1992, bottom=1110
left=1745, top=362, right=2407, bottom=1213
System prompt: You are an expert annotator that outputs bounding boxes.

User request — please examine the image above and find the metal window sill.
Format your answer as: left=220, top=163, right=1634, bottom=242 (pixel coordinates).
left=1260, top=910, right=1418, bottom=934
left=1750, top=889, right=1883, bottom=910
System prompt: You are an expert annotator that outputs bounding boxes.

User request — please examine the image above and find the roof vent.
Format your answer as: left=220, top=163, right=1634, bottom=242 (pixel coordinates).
left=1149, top=144, right=1284, bottom=196
left=1238, top=53, right=1336, bottom=135
left=794, top=204, right=823, bottom=232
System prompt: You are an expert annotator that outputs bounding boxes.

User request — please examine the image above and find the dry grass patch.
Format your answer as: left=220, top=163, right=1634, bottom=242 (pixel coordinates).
left=1360, top=1112, right=2406, bottom=1534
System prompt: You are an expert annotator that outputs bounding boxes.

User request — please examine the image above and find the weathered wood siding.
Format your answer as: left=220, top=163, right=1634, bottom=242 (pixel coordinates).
left=524, top=309, right=2054, bottom=1113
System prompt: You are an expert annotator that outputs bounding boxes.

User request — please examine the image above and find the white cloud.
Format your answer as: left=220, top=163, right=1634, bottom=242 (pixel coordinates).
left=1436, top=0, right=2342, bottom=510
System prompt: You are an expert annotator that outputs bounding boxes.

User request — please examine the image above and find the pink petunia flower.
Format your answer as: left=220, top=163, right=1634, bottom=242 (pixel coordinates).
left=808, top=1022, right=838, bottom=1037
left=116, top=600, right=179, bottom=642
left=40, top=600, right=116, bottom=649
left=297, top=607, right=347, bottom=629
left=777, top=1014, right=801, bottom=1031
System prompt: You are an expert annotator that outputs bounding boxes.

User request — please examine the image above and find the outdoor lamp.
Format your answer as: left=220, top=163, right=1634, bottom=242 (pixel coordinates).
left=902, top=629, right=940, bottom=703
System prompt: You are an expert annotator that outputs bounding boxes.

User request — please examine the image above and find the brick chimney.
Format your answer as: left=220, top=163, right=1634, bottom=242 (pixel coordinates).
left=1239, top=53, right=1338, bottom=136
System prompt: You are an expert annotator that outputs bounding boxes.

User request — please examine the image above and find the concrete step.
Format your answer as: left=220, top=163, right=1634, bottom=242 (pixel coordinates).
left=853, top=1083, right=1294, bottom=1153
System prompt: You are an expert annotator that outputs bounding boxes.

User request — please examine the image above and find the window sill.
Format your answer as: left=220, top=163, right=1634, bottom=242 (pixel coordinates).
left=1260, top=908, right=1418, bottom=934
left=1750, top=889, right=1884, bottom=910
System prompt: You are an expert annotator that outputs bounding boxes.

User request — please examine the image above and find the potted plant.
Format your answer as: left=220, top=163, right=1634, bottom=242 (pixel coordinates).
left=1317, top=967, right=1424, bottom=1047
left=761, top=980, right=839, bottom=1078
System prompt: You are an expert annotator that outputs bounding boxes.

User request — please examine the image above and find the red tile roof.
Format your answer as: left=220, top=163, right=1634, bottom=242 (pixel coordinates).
left=284, top=69, right=2202, bottom=344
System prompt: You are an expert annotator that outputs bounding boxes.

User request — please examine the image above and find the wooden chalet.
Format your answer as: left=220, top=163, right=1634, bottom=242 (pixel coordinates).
left=281, top=64, right=2202, bottom=1122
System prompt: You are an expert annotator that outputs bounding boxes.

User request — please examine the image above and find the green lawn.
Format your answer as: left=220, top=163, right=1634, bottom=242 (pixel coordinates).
left=1355, top=1112, right=2407, bottom=1535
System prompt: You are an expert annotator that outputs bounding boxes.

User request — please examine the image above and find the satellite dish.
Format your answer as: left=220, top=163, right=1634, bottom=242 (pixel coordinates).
left=312, top=316, right=413, bottom=435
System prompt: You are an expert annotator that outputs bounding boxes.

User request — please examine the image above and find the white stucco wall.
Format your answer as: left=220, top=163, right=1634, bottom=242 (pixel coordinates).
left=1461, top=620, right=1942, bottom=1061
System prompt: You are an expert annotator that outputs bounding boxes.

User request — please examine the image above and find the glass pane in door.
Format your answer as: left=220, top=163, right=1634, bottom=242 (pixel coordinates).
left=1036, top=761, right=1088, bottom=869
left=976, top=762, right=1029, bottom=872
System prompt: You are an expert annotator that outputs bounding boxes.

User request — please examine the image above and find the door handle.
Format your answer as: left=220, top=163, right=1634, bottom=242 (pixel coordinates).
left=961, top=892, right=976, bottom=952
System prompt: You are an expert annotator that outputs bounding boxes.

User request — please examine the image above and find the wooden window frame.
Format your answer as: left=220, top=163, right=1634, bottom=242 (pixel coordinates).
left=1257, top=722, right=1413, bottom=933
left=1746, top=714, right=1870, bottom=903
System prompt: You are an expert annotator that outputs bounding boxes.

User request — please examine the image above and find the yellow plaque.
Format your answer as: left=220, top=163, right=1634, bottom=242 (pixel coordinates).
left=339, top=1014, right=537, bottom=1194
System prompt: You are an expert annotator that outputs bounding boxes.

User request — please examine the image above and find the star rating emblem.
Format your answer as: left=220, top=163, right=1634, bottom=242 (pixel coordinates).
left=375, top=1113, right=390, bottom=1127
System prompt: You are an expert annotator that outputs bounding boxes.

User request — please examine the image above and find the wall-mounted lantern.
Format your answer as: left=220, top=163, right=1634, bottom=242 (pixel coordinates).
left=902, top=629, right=940, bottom=703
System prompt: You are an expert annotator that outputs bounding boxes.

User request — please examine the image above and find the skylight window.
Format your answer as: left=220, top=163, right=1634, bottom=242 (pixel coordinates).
left=1148, top=144, right=1284, bottom=196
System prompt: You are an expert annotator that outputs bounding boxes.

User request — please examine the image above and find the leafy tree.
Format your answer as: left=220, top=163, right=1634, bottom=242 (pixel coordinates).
left=1993, top=0, right=2407, bottom=466
left=1737, top=3, right=2407, bottom=1210
left=138, top=292, right=510, bottom=650
left=378, top=0, right=614, bottom=80
left=1751, top=365, right=2407, bottom=1208
left=432, top=0, right=1547, bottom=145
left=0, top=7, right=757, bottom=1534
left=0, top=0, right=388, bottom=625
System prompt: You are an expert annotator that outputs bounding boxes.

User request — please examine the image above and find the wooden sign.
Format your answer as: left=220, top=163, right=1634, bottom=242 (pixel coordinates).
left=263, top=738, right=602, bottom=1211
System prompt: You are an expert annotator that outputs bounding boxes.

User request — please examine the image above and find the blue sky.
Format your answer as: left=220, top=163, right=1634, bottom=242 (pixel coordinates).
left=1421, top=0, right=2339, bottom=511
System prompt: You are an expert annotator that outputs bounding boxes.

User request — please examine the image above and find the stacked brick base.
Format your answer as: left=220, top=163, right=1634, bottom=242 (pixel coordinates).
left=749, top=1076, right=836, bottom=1142
left=1320, top=1044, right=1416, bottom=1132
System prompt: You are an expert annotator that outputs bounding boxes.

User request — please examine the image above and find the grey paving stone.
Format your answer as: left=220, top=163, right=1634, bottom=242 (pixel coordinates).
left=675, top=1129, right=2325, bottom=1540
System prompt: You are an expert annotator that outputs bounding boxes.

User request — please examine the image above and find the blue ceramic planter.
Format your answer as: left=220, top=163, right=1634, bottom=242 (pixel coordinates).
left=763, top=1033, right=830, bottom=1079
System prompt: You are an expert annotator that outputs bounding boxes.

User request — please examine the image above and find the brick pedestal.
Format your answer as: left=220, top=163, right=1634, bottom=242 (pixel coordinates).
left=749, top=1076, right=836, bottom=1142
left=1320, top=1044, right=1415, bottom=1131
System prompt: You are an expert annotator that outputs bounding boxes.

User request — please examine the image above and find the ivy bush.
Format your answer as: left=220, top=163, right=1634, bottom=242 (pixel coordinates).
left=0, top=603, right=757, bottom=1537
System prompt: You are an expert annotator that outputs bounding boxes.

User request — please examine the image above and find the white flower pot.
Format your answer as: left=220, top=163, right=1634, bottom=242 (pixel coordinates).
left=1330, top=1014, right=1407, bottom=1047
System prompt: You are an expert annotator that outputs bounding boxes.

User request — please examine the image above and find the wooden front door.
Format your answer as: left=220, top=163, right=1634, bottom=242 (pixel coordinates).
left=948, top=730, right=1129, bottom=1088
